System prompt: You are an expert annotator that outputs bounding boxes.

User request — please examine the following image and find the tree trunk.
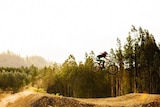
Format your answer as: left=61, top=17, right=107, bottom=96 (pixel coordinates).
left=111, top=75, right=116, bottom=97
left=116, top=74, right=120, bottom=96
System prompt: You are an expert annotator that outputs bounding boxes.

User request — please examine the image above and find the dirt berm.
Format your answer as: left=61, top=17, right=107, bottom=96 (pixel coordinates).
left=1, top=91, right=160, bottom=107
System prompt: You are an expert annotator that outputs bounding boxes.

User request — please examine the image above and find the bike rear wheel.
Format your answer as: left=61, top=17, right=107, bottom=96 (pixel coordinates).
left=92, top=62, right=101, bottom=72
left=108, top=65, right=118, bottom=75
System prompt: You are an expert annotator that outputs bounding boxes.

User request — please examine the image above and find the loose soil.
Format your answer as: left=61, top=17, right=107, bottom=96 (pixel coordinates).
left=0, top=91, right=160, bottom=107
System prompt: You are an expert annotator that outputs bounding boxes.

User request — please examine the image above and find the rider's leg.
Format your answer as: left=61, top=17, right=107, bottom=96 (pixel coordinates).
left=96, top=57, right=101, bottom=64
left=96, top=57, right=105, bottom=68
left=102, top=60, right=105, bottom=68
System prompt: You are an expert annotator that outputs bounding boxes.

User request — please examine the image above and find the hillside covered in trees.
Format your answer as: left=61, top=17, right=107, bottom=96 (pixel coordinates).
left=0, top=26, right=160, bottom=98
left=0, top=51, right=51, bottom=68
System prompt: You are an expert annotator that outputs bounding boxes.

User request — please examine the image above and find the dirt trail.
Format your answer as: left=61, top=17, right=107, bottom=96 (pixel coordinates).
left=0, top=91, right=160, bottom=107
left=0, top=91, right=34, bottom=107
left=76, top=93, right=160, bottom=106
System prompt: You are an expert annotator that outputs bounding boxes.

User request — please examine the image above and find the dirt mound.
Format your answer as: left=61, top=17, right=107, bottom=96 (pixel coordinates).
left=1, top=91, right=160, bottom=107
left=31, top=96, right=95, bottom=107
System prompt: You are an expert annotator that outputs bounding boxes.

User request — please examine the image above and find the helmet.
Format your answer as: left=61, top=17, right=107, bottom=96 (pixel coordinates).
left=103, top=51, right=108, bottom=54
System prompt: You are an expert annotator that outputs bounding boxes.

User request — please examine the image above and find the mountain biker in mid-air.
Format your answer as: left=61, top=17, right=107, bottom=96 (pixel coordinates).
left=96, top=51, right=108, bottom=69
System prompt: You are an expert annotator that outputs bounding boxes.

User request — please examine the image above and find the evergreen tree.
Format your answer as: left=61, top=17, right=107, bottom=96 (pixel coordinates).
left=115, top=38, right=124, bottom=96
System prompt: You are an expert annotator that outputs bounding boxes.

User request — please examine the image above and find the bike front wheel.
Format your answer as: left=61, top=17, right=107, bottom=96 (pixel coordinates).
left=92, top=62, right=101, bottom=72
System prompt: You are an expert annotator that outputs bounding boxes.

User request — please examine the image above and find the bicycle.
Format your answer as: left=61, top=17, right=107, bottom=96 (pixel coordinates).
left=92, top=60, right=118, bottom=75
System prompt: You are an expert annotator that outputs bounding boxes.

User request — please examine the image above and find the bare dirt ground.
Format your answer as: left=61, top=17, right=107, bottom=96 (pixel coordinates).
left=0, top=91, right=160, bottom=107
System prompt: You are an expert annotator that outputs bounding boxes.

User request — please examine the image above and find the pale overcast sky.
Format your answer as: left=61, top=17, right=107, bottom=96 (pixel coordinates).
left=0, top=0, right=160, bottom=63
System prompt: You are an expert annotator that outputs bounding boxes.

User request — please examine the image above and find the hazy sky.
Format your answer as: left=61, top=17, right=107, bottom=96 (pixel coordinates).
left=0, top=0, right=160, bottom=63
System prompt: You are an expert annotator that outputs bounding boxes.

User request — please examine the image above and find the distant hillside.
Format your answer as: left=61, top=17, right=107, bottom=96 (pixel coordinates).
left=0, top=51, right=51, bottom=68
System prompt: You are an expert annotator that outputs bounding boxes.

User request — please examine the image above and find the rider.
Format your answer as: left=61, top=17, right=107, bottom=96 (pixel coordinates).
left=96, top=51, right=108, bottom=69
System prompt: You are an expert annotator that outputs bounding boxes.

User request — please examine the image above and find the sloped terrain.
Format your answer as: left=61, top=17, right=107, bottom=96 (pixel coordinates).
left=0, top=51, right=51, bottom=68
left=0, top=91, right=160, bottom=107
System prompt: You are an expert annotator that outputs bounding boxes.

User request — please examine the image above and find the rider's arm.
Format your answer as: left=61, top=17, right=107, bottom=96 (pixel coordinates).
left=105, top=57, right=108, bottom=60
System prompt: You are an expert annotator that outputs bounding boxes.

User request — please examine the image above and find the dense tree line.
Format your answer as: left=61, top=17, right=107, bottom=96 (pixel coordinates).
left=122, top=26, right=160, bottom=94
left=45, top=53, right=111, bottom=98
left=0, top=26, right=160, bottom=98
left=0, top=65, right=38, bottom=92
